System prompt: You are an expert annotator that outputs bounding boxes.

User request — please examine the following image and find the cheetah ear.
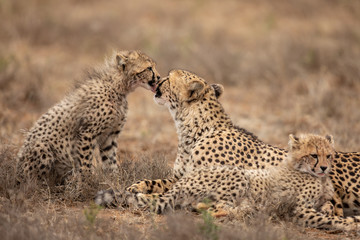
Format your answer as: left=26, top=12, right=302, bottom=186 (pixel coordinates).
left=211, top=84, right=224, bottom=99
left=187, top=80, right=205, bottom=102
left=325, top=135, right=334, bottom=147
left=116, top=51, right=130, bottom=71
left=289, top=134, right=300, bottom=150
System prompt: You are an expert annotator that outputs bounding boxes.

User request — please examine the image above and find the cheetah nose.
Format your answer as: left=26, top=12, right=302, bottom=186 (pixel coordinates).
left=148, top=80, right=155, bottom=87
left=155, top=88, right=162, bottom=98
left=320, top=166, right=328, bottom=172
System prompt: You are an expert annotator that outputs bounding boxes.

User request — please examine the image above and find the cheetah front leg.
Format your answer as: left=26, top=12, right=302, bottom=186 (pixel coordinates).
left=96, top=179, right=178, bottom=208
left=73, top=130, right=97, bottom=180
left=99, top=131, right=120, bottom=173
left=126, top=178, right=177, bottom=194
left=320, top=201, right=336, bottom=216
left=196, top=200, right=235, bottom=218
left=126, top=154, right=187, bottom=194
left=320, top=193, right=344, bottom=217
left=123, top=174, right=204, bottom=214
left=331, top=192, right=345, bottom=217
left=295, top=206, right=360, bottom=231
left=95, top=188, right=161, bottom=209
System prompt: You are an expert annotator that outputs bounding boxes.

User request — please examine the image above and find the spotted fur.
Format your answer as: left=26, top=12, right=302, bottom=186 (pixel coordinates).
left=16, top=50, right=160, bottom=184
left=101, top=134, right=360, bottom=231
left=96, top=70, right=360, bottom=216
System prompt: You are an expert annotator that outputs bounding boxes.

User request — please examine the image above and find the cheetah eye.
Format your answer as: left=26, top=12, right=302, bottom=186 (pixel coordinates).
left=326, top=155, right=332, bottom=159
left=147, top=67, right=153, bottom=71
left=310, top=154, right=318, bottom=159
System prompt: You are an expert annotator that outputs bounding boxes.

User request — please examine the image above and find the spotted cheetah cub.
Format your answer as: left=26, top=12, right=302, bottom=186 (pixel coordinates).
left=16, top=50, right=160, bottom=184
left=103, top=134, right=360, bottom=231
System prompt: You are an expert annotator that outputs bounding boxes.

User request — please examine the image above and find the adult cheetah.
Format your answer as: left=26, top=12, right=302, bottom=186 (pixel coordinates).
left=16, top=50, right=160, bottom=185
left=97, top=69, right=360, bottom=216
left=99, top=134, right=360, bottom=232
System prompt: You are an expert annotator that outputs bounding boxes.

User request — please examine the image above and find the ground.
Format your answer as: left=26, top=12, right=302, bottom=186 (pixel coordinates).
left=0, top=0, right=360, bottom=239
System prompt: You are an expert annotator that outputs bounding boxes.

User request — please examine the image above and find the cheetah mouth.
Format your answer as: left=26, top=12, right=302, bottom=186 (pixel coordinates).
left=151, top=85, right=157, bottom=93
left=147, top=80, right=157, bottom=93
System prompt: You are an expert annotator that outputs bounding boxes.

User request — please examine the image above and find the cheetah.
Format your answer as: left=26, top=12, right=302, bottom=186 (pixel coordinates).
left=99, top=134, right=360, bottom=232
left=16, top=50, right=160, bottom=185
left=96, top=69, right=360, bottom=216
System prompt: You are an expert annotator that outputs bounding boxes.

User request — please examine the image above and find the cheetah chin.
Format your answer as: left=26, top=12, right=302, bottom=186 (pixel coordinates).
left=154, top=95, right=166, bottom=105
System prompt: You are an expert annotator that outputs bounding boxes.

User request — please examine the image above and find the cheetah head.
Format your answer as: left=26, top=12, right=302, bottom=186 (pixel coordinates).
left=154, top=69, right=224, bottom=109
left=116, top=50, right=160, bottom=92
left=288, top=134, right=335, bottom=177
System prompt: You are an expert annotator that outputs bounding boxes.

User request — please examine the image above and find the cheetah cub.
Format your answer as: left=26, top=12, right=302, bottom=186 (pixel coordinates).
left=106, top=134, right=360, bottom=232
left=16, top=50, right=160, bottom=185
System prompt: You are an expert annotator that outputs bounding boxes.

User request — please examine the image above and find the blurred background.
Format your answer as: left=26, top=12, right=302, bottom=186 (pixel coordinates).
left=0, top=0, right=359, bottom=161
left=1, top=1, right=360, bottom=239
left=1, top=0, right=360, bottom=163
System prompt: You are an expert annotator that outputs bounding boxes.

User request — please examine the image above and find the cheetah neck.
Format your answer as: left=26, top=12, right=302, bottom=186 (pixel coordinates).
left=174, top=97, right=233, bottom=149
left=111, top=73, right=134, bottom=95
left=85, top=64, right=134, bottom=95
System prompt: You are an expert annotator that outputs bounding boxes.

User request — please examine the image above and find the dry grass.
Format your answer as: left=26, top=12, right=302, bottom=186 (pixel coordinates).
left=0, top=206, right=299, bottom=240
left=1, top=0, right=360, bottom=239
